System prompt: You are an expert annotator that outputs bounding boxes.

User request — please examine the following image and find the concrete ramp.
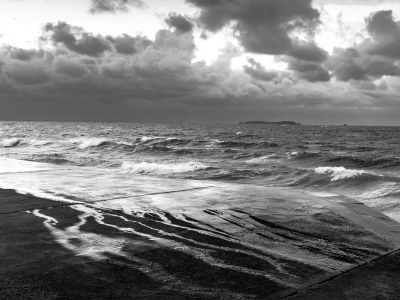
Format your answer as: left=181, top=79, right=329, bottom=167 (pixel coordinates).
left=0, top=161, right=400, bottom=299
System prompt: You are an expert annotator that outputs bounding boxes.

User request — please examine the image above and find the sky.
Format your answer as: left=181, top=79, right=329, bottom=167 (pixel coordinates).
left=0, top=0, right=399, bottom=124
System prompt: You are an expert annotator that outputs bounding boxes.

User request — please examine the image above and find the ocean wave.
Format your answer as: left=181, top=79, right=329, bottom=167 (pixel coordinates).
left=325, top=155, right=400, bottom=169
left=1, top=138, right=55, bottom=148
left=288, top=151, right=400, bottom=170
left=1, top=138, right=21, bottom=147
left=25, top=153, right=72, bottom=165
left=138, top=136, right=192, bottom=147
left=120, top=161, right=210, bottom=175
left=210, top=139, right=280, bottom=149
left=134, top=144, right=173, bottom=154
left=216, top=141, right=258, bottom=148
left=258, top=141, right=280, bottom=148
left=244, top=154, right=279, bottom=164
left=70, top=138, right=134, bottom=150
left=75, top=138, right=110, bottom=149
left=314, top=167, right=370, bottom=181
left=360, top=182, right=400, bottom=199
left=192, top=168, right=274, bottom=181
left=136, top=136, right=162, bottom=143
left=288, top=151, right=321, bottom=160
left=30, top=139, right=53, bottom=146
left=22, top=153, right=121, bottom=168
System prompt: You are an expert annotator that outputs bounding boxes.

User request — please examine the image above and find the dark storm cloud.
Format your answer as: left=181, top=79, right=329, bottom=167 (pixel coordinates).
left=89, top=0, right=144, bottom=14
left=325, top=10, right=400, bottom=82
left=365, top=10, right=400, bottom=59
left=288, top=59, right=331, bottom=82
left=326, top=10, right=400, bottom=82
left=186, top=0, right=326, bottom=62
left=317, top=0, right=398, bottom=4
left=6, top=62, right=51, bottom=85
left=328, top=48, right=400, bottom=81
left=364, top=59, right=400, bottom=77
left=106, top=34, right=152, bottom=55
left=289, top=41, right=328, bottom=62
left=43, top=22, right=111, bottom=57
left=54, top=59, right=88, bottom=78
left=165, top=13, right=194, bottom=34
left=327, top=48, right=367, bottom=81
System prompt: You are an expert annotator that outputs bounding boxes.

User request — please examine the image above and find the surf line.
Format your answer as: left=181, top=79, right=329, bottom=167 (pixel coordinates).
left=0, top=186, right=214, bottom=217
left=86, top=186, right=215, bottom=204
left=0, top=168, right=73, bottom=175
left=279, top=246, right=400, bottom=299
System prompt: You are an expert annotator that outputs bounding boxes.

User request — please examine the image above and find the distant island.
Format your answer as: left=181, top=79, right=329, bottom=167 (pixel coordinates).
left=239, top=121, right=301, bottom=126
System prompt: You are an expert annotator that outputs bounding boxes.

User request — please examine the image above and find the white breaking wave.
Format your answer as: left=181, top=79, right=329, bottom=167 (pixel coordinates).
left=307, top=191, right=339, bottom=198
left=314, top=166, right=368, bottom=181
left=30, top=139, right=52, bottom=146
left=121, top=161, right=209, bottom=175
left=245, top=154, right=278, bottom=164
left=1, top=138, right=21, bottom=147
left=1, top=138, right=53, bottom=148
left=138, top=136, right=163, bottom=143
left=72, top=138, right=109, bottom=149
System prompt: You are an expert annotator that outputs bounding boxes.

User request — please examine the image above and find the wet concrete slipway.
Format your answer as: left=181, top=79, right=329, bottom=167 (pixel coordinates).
left=1, top=158, right=400, bottom=299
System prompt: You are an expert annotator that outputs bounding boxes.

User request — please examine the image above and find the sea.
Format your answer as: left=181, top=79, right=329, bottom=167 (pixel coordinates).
left=0, top=121, right=400, bottom=221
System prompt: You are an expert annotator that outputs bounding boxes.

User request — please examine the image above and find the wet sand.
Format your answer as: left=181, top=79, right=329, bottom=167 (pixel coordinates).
left=1, top=180, right=400, bottom=299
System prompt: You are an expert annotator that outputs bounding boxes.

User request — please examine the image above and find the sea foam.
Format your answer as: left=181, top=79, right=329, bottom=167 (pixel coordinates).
left=121, top=161, right=209, bottom=175
left=314, top=166, right=368, bottom=181
left=1, top=138, right=21, bottom=147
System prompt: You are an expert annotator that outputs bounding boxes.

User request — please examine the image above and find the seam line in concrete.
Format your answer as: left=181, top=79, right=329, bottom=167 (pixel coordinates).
left=280, top=246, right=400, bottom=299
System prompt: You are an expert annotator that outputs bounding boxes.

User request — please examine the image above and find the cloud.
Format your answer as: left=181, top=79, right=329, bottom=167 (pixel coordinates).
left=6, top=62, right=51, bottom=85
left=327, top=46, right=400, bottom=82
left=89, top=0, right=144, bottom=14
left=288, top=59, right=331, bottom=82
left=7, top=48, right=44, bottom=61
left=165, top=13, right=194, bottom=34
left=324, top=10, right=400, bottom=83
left=153, top=29, right=195, bottom=54
left=107, top=34, right=152, bottom=55
left=316, top=0, right=399, bottom=5
left=289, top=40, right=328, bottom=62
left=186, top=0, right=326, bottom=62
left=43, top=22, right=111, bottom=57
left=243, top=58, right=279, bottom=82
left=364, top=10, right=400, bottom=59
left=54, top=59, right=88, bottom=78
left=327, top=48, right=367, bottom=81
left=0, top=19, right=399, bottom=124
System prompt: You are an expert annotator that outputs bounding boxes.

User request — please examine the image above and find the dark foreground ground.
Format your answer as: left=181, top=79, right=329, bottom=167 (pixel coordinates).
left=1, top=184, right=400, bottom=299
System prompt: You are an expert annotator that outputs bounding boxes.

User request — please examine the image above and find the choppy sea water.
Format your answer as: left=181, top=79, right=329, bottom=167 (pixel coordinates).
left=1, top=121, right=400, bottom=220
